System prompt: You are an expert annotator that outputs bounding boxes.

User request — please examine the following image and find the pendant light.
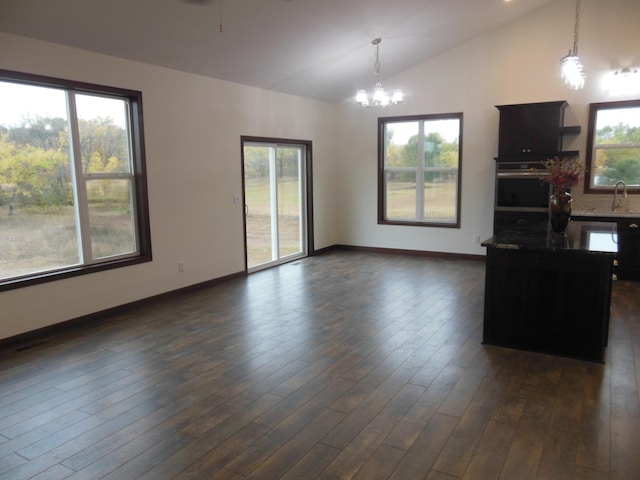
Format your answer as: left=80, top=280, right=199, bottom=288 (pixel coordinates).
left=560, top=0, right=586, bottom=90
left=355, top=38, right=403, bottom=107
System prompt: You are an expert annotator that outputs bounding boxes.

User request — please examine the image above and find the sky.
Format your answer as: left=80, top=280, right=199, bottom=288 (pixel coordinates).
left=596, top=107, right=640, bottom=129
left=0, top=81, right=128, bottom=128
left=387, top=118, right=460, bottom=145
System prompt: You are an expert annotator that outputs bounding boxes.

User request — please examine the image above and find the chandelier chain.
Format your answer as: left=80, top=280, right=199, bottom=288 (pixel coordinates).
left=572, top=0, right=581, bottom=55
left=373, top=39, right=381, bottom=80
left=219, top=0, right=223, bottom=33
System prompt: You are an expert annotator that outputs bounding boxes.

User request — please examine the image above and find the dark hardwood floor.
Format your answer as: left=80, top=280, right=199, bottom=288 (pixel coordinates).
left=1, top=250, right=639, bottom=479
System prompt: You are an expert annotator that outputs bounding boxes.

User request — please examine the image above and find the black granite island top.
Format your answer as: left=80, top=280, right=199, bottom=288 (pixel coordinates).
left=482, top=220, right=618, bottom=256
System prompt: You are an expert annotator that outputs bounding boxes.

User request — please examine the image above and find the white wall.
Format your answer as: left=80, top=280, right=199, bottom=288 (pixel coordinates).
left=0, top=33, right=339, bottom=340
left=1, top=0, right=639, bottom=341
left=335, top=0, right=640, bottom=253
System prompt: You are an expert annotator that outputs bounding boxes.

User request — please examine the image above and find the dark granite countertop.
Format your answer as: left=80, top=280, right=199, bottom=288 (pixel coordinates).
left=482, top=220, right=618, bottom=255
left=573, top=210, right=639, bottom=220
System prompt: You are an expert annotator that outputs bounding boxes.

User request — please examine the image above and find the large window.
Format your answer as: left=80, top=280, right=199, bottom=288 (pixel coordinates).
left=585, top=99, right=640, bottom=193
left=0, top=70, right=151, bottom=291
left=378, top=113, right=462, bottom=227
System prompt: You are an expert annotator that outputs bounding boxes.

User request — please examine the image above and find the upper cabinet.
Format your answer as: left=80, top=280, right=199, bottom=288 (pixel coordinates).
left=496, top=101, right=580, bottom=159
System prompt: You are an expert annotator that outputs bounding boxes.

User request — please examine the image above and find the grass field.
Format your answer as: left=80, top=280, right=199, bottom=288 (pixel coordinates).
left=244, top=178, right=302, bottom=268
left=0, top=204, right=135, bottom=280
left=386, top=180, right=457, bottom=221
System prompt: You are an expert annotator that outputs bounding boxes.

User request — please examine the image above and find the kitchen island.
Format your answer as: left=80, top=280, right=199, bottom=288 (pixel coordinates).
left=481, top=220, right=617, bottom=363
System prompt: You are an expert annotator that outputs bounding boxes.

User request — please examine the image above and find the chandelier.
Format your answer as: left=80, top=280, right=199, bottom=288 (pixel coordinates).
left=560, top=0, right=585, bottom=90
left=355, top=38, right=403, bottom=107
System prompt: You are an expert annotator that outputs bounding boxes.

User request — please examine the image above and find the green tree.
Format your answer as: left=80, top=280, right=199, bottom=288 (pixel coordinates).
left=0, top=115, right=129, bottom=208
left=6, top=116, right=67, bottom=151
left=400, top=135, right=420, bottom=167
left=386, top=130, right=459, bottom=183
left=596, top=123, right=640, bottom=185
left=79, top=117, right=129, bottom=173
left=244, top=146, right=270, bottom=178
left=385, top=129, right=404, bottom=168
left=276, top=147, right=301, bottom=179
left=424, top=132, right=445, bottom=167
left=0, top=135, right=72, bottom=207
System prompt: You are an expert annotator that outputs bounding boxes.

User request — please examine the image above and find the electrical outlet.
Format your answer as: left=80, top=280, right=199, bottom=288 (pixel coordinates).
left=178, top=261, right=185, bottom=273
left=233, top=194, right=241, bottom=204
left=474, top=235, right=481, bottom=244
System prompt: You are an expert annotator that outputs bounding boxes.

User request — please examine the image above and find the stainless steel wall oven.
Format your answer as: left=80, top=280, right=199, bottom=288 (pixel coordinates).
left=495, top=160, right=551, bottom=212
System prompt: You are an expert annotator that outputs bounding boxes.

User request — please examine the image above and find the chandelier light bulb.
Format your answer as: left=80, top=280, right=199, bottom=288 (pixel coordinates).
left=391, top=89, right=404, bottom=104
left=355, top=90, right=369, bottom=106
left=373, top=83, right=387, bottom=105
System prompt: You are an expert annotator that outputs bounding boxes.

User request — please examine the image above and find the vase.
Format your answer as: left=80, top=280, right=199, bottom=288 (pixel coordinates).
left=549, top=190, right=572, bottom=234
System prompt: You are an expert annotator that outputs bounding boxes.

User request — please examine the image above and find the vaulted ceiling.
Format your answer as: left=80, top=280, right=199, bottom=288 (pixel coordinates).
left=0, top=0, right=557, bottom=102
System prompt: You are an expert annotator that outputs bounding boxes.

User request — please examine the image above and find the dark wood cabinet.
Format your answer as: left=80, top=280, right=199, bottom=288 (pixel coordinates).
left=616, top=219, right=640, bottom=280
left=497, top=101, right=568, bottom=158
left=483, top=246, right=613, bottom=362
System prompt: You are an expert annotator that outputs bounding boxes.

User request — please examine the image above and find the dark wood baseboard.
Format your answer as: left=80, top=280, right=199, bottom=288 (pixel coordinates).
left=326, top=244, right=486, bottom=262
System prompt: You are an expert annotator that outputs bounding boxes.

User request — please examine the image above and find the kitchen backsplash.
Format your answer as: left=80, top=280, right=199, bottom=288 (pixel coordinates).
left=572, top=189, right=640, bottom=215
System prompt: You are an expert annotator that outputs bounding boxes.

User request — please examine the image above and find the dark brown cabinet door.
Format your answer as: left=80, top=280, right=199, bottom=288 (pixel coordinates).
left=497, top=101, right=567, bottom=158
left=617, top=220, right=640, bottom=280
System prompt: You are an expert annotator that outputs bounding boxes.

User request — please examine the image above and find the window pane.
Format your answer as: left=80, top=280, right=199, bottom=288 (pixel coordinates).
left=593, top=147, right=640, bottom=187
left=424, top=171, right=458, bottom=222
left=386, top=122, right=419, bottom=168
left=423, top=118, right=459, bottom=223
left=244, top=146, right=273, bottom=266
left=277, top=146, right=302, bottom=258
left=386, top=171, right=416, bottom=219
left=595, top=107, right=640, bottom=143
left=0, top=82, right=80, bottom=280
left=593, top=107, right=640, bottom=187
left=76, top=94, right=132, bottom=174
left=587, top=102, right=640, bottom=191
left=0, top=206, right=80, bottom=281
left=87, top=179, right=136, bottom=259
left=423, top=119, right=460, bottom=169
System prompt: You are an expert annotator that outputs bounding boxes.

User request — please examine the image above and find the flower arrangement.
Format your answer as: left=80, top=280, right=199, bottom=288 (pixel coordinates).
left=543, top=156, right=585, bottom=191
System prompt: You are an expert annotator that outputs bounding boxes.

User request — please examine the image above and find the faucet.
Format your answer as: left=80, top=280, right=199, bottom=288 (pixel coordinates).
left=613, top=180, right=627, bottom=211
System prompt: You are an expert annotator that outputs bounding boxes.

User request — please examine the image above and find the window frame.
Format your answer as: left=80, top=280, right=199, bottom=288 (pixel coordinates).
left=378, top=112, right=463, bottom=228
left=584, top=99, right=640, bottom=194
left=0, top=69, right=152, bottom=292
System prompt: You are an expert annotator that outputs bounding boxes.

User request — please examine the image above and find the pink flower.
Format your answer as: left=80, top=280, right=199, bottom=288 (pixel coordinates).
left=543, top=156, right=585, bottom=191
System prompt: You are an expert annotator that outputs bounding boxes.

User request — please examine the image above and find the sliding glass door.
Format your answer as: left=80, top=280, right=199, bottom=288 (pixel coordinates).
left=242, top=138, right=310, bottom=272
